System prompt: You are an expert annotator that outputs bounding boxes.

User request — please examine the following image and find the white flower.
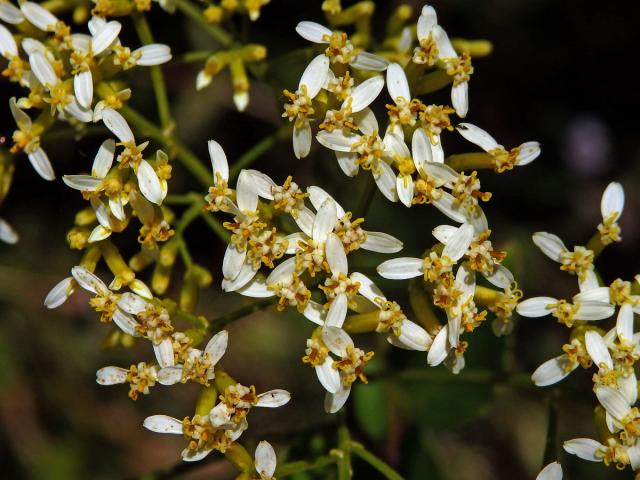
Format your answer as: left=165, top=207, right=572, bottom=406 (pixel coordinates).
left=532, top=231, right=594, bottom=282
left=8, top=97, right=55, bottom=180
left=456, top=123, right=540, bottom=172
left=516, top=293, right=614, bottom=327
left=296, top=21, right=389, bottom=71
left=598, top=181, right=624, bottom=245
left=536, top=461, right=562, bottom=480
left=254, top=441, right=277, bottom=480
left=0, top=217, right=18, bottom=244
left=281, top=54, right=330, bottom=159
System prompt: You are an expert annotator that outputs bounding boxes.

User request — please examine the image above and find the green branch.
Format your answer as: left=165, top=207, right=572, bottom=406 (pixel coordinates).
left=276, top=454, right=337, bottom=477
left=174, top=0, right=233, bottom=48
left=350, top=442, right=404, bottom=480
left=337, top=422, right=352, bottom=480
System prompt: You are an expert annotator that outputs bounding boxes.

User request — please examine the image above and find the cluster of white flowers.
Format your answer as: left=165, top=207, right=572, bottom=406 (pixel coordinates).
left=517, top=183, right=640, bottom=474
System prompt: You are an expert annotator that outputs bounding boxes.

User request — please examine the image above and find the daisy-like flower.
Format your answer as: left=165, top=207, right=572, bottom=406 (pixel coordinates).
left=8, top=97, right=55, bottom=180
left=281, top=54, right=330, bottom=159
left=96, top=361, right=159, bottom=400
left=157, top=330, right=228, bottom=386
left=456, top=123, right=541, bottom=173
left=564, top=437, right=636, bottom=471
left=516, top=291, right=614, bottom=328
left=295, top=21, right=389, bottom=72
left=532, top=231, right=595, bottom=283
left=101, top=107, right=164, bottom=205
left=530, top=337, right=591, bottom=387
left=254, top=441, right=277, bottom=480
left=536, top=461, right=562, bottom=480
left=598, top=181, right=624, bottom=245
left=0, top=216, right=18, bottom=244
left=204, top=139, right=233, bottom=212
left=411, top=5, right=471, bottom=117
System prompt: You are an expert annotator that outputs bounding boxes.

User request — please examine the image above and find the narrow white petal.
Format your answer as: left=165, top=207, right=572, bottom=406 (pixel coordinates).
left=29, top=51, right=58, bottom=87
left=87, top=225, right=111, bottom=243
left=324, top=384, right=351, bottom=413
left=153, top=338, right=175, bottom=368
left=134, top=44, right=172, bottom=66
left=312, top=199, right=337, bottom=242
left=236, top=170, right=259, bottom=212
left=316, top=357, right=340, bottom=394
left=575, top=301, right=615, bottom=321
left=427, top=326, right=449, bottom=366
left=101, top=108, right=134, bottom=142
left=236, top=277, right=272, bottom=298
left=307, top=186, right=345, bottom=217
left=91, top=20, right=121, bottom=55
left=293, top=122, right=312, bottom=159
left=299, top=54, right=330, bottom=98
left=422, top=162, right=458, bottom=185
left=617, top=303, right=634, bottom=343
left=395, top=320, right=431, bottom=351
left=266, top=257, right=297, bottom=285
left=21, top=2, right=58, bottom=31
left=451, top=83, right=468, bottom=118
left=483, top=264, right=514, bottom=289
left=256, top=389, right=291, bottom=408
left=595, top=386, right=631, bottom=421
left=157, top=366, right=183, bottom=385
left=585, top=331, right=613, bottom=369
left=432, top=224, right=457, bottom=244
left=10, top=97, right=32, bottom=130
left=536, top=462, right=562, bottom=480
left=360, top=231, right=403, bottom=253
left=303, top=301, right=325, bottom=325
left=386, top=63, right=410, bottom=101
left=376, top=257, right=423, bottom=280
left=442, top=223, right=474, bottom=261
left=44, top=277, right=75, bottom=308
left=144, top=415, right=184, bottom=434
left=181, top=447, right=212, bottom=462
left=573, top=287, right=610, bottom=303
left=373, top=161, right=398, bottom=202
left=117, top=292, right=148, bottom=314
left=0, top=24, right=18, bottom=57
left=325, top=293, right=348, bottom=328
left=412, top=128, right=432, bottom=172
left=74, top=70, right=93, bottom=109
left=295, top=207, right=314, bottom=237
left=346, top=75, right=384, bottom=113
left=204, top=330, right=228, bottom=365
left=322, top=326, right=353, bottom=357
left=255, top=441, right=277, bottom=478
left=629, top=444, right=640, bottom=470
left=416, top=5, right=437, bottom=40
left=208, top=140, right=229, bottom=181
left=563, top=439, right=603, bottom=462
left=516, top=141, right=541, bottom=166
left=516, top=297, right=557, bottom=317
left=396, top=176, right=414, bottom=208
left=137, top=159, right=163, bottom=205
left=456, top=123, right=498, bottom=152
left=532, top=355, right=577, bottom=387
left=316, top=130, right=357, bottom=152
left=349, top=51, right=389, bottom=72
left=112, top=309, right=140, bottom=336
left=601, top=181, right=624, bottom=221
left=93, top=139, right=115, bottom=178
left=62, top=175, right=102, bottom=191
left=96, top=366, right=129, bottom=385
left=432, top=25, right=456, bottom=58
left=0, top=2, right=23, bottom=25
left=296, top=21, right=332, bottom=44
left=532, top=232, right=566, bottom=262
left=71, top=266, right=108, bottom=295
left=578, top=268, right=600, bottom=293
left=222, top=262, right=258, bottom=292
left=222, top=245, right=247, bottom=281
left=336, top=151, right=359, bottom=177
left=354, top=108, right=379, bottom=136
left=64, top=98, right=93, bottom=123
left=326, top=233, right=348, bottom=275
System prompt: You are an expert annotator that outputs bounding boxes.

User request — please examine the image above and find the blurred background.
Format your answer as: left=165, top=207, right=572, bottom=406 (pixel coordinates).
left=1, top=0, right=639, bottom=478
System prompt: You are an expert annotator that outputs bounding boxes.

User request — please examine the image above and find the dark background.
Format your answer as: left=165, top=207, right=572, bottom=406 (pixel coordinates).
left=1, top=0, right=638, bottom=478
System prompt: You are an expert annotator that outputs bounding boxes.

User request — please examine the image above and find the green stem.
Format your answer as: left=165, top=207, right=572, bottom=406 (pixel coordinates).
left=164, top=193, right=198, bottom=205
left=175, top=201, right=202, bottom=235
left=337, top=422, right=352, bottom=480
left=131, top=12, right=173, bottom=132
left=173, top=307, right=208, bottom=330
left=228, top=125, right=290, bottom=179
left=446, top=152, right=495, bottom=172
left=207, top=298, right=274, bottom=333
left=200, top=210, right=230, bottom=241
left=176, top=50, right=215, bottom=63
left=174, top=0, right=233, bottom=48
left=276, top=455, right=338, bottom=477
left=350, top=442, right=404, bottom=480
left=542, top=394, right=558, bottom=466
left=177, top=239, right=193, bottom=268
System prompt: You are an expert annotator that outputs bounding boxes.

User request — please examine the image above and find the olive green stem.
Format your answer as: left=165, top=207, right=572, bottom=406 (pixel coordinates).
left=174, top=0, right=233, bottom=48
left=337, top=422, right=352, bottom=480
left=276, top=454, right=338, bottom=477
left=350, top=442, right=404, bottom=480
left=177, top=50, right=215, bottom=63
left=372, top=367, right=533, bottom=389
left=542, top=394, right=559, bottom=467
left=131, top=12, right=173, bottom=133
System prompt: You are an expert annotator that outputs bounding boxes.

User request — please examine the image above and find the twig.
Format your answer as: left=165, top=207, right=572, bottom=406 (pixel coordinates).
left=350, top=442, right=404, bottom=480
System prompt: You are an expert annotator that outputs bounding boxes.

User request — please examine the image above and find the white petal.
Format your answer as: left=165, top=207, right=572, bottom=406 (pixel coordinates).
left=575, top=301, right=615, bottom=321
left=244, top=170, right=276, bottom=199
left=91, top=20, right=121, bottom=55
left=573, top=287, right=610, bottom=303
left=456, top=262, right=476, bottom=301
left=595, top=386, right=631, bottom=421
left=303, top=301, right=325, bottom=326
left=376, top=257, right=423, bottom=280
left=563, top=439, right=603, bottom=462
left=204, top=330, right=228, bottom=365
left=299, top=54, right=330, bottom=98
left=427, top=326, right=449, bottom=366
left=21, top=2, right=58, bottom=31
left=143, top=415, right=184, bottom=434
left=483, top=264, right=514, bottom=289
left=236, top=170, right=259, bottom=212
left=181, top=447, right=213, bottom=462
left=255, top=441, right=277, bottom=478
left=316, top=357, right=340, bottom=394
left=256, top=389, right=291, bottom=408
left=456, top=123, right=498, bottom=152
left=373, top=161, right=398, bottom=202
left=325, top=293, right=348, bottom=328
left=196, top=70, right=212, bottom=90
left=134, top=44, right=172, bottom=66
left=352, top=272, right=386, bottom=303
left=360, top=231, right=403, bottom=253
left=629, top=444, right=640, bottom=470
left=316, top=130, right=357, bottom=152
left=153, top=338, right=175, bottom=368
left=532, top=355, right=577, bottom=387
left=137, top=159, right=163, bottom=205
left=354, top=108, right=379, bottom=136
left=516, top=141, right=541, bottom=166
left=96, top=366, right=129, bottom=385
left=336, top=151, right=359, bottom=177
left=578, top=269, right=600, bottom=293
left=44, top=277, right=75, bottom=308
left=0, top=24, right=17, bottom=57
left=617, top=303, right=634, bottom=343
left=601, top=181, right=624, bottom=221
left=536, top=462, right=562, bottom=480
left=64, top=98, right=93, bottom=123
left=157, top=366, right=183, bottom=385
left=117, top=292, right=148, bottom=314
left=326, top=233, right=348, bottom=275
left=29, top=51, right=58, bottom=87
left=532, top=232, right=566, bottom=262
left=93, top=139, right=115, bottom=178
left=396, top=175, right=414, bottom=208
left=0, top=2, right=23, bottom=25
left=345, top=75, right=384, bottom=113
left=113, top=309, right=140, bottom=337
left=349, top=51, right=389, bottom=71
left=451, top=82, right=468, bottom=118
left=322, top=326, right=353, bottom=357
left=222, top=245, right=247, bottom=280
left=71, top=266, right=108, bottom=295
left=294, top=207, right=314, bottom=237
left=222, top=262, right=258, bottom=292
left=324, top=384, right=351, bottom=413
left=516, top=297, right=557, bottom=317
left=313, top=198, right=337, bottom=242
left=208, top=140, right=229, bottom=181
left=266, top=257, right=297, bottom=285
left=62, top=175, right=102, bottom=191
left=412, top=128, right=432, bottom=172
left=386, top=63, right=410, bottom=101
left=307, top=186, right=345, bottom=217
left=293, top=122, right=312, bottom=159
left=74, top=70, right=93, bottom=109
left=9, top=97, right=31, bottom=130
left=442, top=223, right=474, bottom=261
left=416, top=5, right=437, bottom=40
left=432, top=25, right=456, bottom=59
left=296, top=21, right=332, bottom=44
left=395, top=320, right=431, bottom=351
left=422, top=162, right=458, bottom=185
left=585, top=331, right=613, bottom=369
left=88, top=225, right=111, bottom=243
left=619, top=373, right=638, bottom=406
left=101, top=108, right=134, bottom=142
left=432, top=225, right=457, bottom=244
left=236, top=277, right=272, bottom=298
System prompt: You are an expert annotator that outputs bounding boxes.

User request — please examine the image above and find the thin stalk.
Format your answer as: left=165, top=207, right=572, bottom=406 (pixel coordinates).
left=177, top=239, right=193, bottom=268
left=542, top=394, right=558, bottom=466
left=174, top=0, right=233, bottom=48
left=207, top=298, right=274, bottom=333
left=350, top=442, right=404, bottom=480
left=131, top=12, right=173, bottom=132
left=200, top=210, right=230, bottom=241
left=276, top=455, right=337, bottom=477
left=228, top=125, right=290, bottom=179
left=337, top=422, right=352, bottom=480
left=177, top=50, right=215, bottom=63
